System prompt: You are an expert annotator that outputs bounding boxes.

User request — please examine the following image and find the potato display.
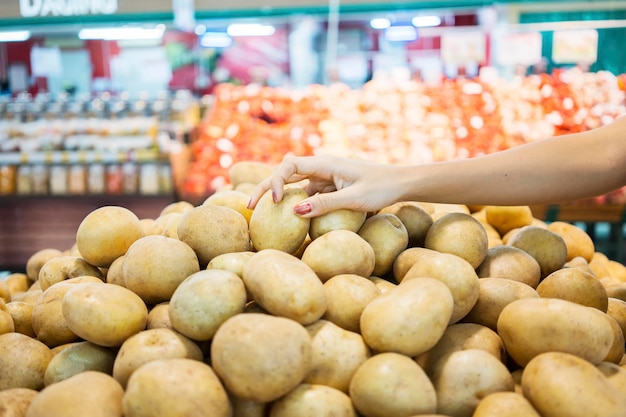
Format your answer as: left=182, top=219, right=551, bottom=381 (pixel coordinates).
left=1, top=169, right=626, bottom=417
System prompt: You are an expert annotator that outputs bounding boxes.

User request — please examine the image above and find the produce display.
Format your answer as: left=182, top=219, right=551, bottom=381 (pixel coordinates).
left=183, top=68, right=626, bottom=204
left=1, top=160, right=626, bottom=417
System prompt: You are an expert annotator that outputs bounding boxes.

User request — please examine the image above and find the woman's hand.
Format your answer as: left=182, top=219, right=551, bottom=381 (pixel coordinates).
left=247, top=155, right=405, bottom=217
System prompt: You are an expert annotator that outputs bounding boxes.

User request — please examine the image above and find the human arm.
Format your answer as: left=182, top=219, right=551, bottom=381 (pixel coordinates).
left=247, top=116, right=626, bottom=218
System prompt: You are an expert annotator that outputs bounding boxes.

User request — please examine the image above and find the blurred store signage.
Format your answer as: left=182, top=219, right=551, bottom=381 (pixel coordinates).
left=552, top=29, right=598, bottom=64
left=440, top=31, right=486, bottom=65
left=18, top=0, right=118, bottom=17
left=496, top=32, right=542, bottom=66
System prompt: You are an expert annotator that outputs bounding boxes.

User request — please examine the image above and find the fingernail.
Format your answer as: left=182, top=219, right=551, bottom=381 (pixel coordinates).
left=294, top=202, right=312, bottom=215
left=272, top=191, right=278, bottom=203
left=246, top=199, right=253, bottom=209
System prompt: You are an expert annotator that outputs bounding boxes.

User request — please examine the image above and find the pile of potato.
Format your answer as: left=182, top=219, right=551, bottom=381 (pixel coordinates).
left=1, top=160, right=626, bottom=417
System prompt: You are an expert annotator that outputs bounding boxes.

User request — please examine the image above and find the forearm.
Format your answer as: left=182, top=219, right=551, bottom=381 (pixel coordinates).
left=400, top=119, right=626, bottom=206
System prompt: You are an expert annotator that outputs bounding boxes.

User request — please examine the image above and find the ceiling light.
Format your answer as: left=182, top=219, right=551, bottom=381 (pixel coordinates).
left=227, top=23, right=275, bottom=37
left=412, top=15, right=442, bottom=28
left=78, top=25, right=165, bottom=41
left=385, top=25, right=418, bottom=42
left=0, top=30, right=30, bottom=42
left=370, top=18, right=391, bottom=30
left=199, top=32, right=232, bottom=48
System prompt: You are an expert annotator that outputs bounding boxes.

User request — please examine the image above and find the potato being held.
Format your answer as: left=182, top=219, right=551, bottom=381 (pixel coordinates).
left=249, top=188, right=310, bottom=255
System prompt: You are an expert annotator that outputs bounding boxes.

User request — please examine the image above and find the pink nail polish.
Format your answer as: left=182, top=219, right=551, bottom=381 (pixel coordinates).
left=246, top=199, right=253, bottom=209
left=272, top=191, right=278, bottom=203
left=294, top=202, right=312, bottom=215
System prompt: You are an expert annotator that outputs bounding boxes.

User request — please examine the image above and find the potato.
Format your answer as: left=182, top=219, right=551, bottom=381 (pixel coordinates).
left=113, top=328, right=203, bottom=388
left=151, top=212, right=183, bottom=238
left=606, top=283, right=626, bottom=302
left=391, top=247, right=422, bottom=283
left=606, top=297, right=626, bottom=339
left=122, top=235, right=200, bottom=305
left=463, top=278, right=539, bottom=331
left=424, top=212, right=488, bottom=268
left=32, top=277, right=103, bottom=347
left=231, top=397, right=268, bottom=417
left=589, top=251, right=612, bottom=278
left=360, top=277, right=453, bottom=357
left=0, top=332, right=53, bottom=390
left=6, top=301, right=35, bottom=337
left=27, top=371, right=124, bottom=417
left=484, top=205, right=533, bottom=236
left=211, top=313, right=312, bottom=402
left=349, top=352, right=437, bottom=417
left=25, top=248, right=63, bottom=282
left=0, top=388, right=38, bottom=417
left=378, top=201, right=433, bottom=247
left=304, top=320, right=371, bottom=393
left=473, top=392, right=541, bottom=417
left=603, top=314, right=626, bottom=364
left=357, top=213, right=408, bottom=277
left=234, top=182, right=257, bottom=195
left=242, top=249, right=326, bottom=325
left=62, top=282, right=148, bottom=347
left=430, top=203, right=470, bottom=215
left=146, top=302, right=172, bottom=330
left=430, top=349, right=515, bottom=417
left=522, top=352, right=626, bottom=417
left=301, top=230, right=376, bottom=282
left=38, top=255, right=103, bottom=291
left=44, top=341, right=116, bottom=386
left=159, top=200, right=194, bottom=217
left=475, top=245, right=541, bottom=288
left=367, top=276, right=396, bottom=293
left=416, top=323, right=506, bottom=374
left=402, top=248, right=480, bottom=324
left=607, top=260, right=626, bottom=282
left=10, top=288, right=42, bottom=305
left=547, top=220, right=595, bottom=262
left=309, top=208, right=367, bottom=240
left=105, top=255, right=125, bottom=286
left=497, top=298, right=614, bottom=366
left=0, top=298, right=14, bottom=334
left=597, top=361, right=626, bottom=397
left=269, top=383, right=357, bottom=417
left=228, top=160, right=274, bottom=187
left=76, top=205, right=145, bottom=268
left=536, top=267, right=608, bottom=311
left=508, top=226, right=568, bottom=278
left=207, top=251, right=255, bottom=278
left=0, top=277, right=11, bottom=303
left=4, top=272, right=30, bottom=295
left=203, top=189, right=254, bottom=222
left=177, top=204, right=251, bottom=267
left=169, top=269, right=247, bottom=341
left=249, top=188, right=310, bottom=254
left=322, top=274, right=380, bottom=333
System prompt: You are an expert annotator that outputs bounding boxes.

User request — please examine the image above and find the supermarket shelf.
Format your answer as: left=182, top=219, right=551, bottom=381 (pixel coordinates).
left=0, top=148, right=166, bottom=165
left=0, top=194, right=176, bottom=273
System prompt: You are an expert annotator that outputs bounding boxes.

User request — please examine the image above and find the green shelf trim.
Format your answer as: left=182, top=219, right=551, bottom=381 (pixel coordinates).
left=520, top=9, right=626, bottom=23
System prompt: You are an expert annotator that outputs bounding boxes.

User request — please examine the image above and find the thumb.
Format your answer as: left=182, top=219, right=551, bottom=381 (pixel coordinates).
left=293, top=189, right=360, bottom=218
